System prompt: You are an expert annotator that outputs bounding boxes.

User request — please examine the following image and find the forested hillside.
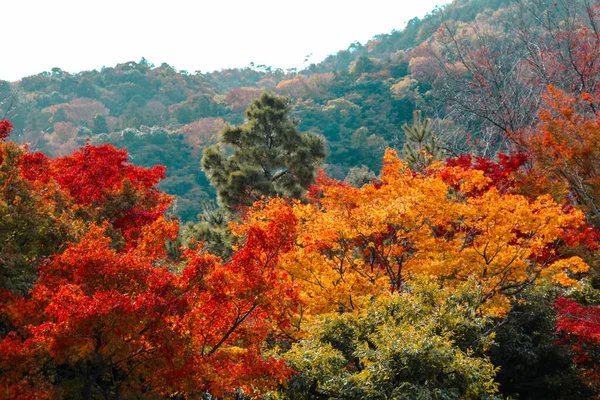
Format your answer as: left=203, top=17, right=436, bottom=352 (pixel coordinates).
left=3, top=0, right=600, bottom=398
left=0, top=0, right=520, bottom=221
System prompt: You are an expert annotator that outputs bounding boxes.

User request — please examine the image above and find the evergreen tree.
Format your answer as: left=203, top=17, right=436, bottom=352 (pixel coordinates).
left=402, top=110, right=445, bottom=171
left=180, top=200, right=234, bottom=259
left=91, top=113, right=109, bottom=134
left=52, top=107, right=68, bottom=123
left=202, top=91, right=326, bottom=213
left=188, top=92, right=325, bottom=258
left=344, top=165, right=376, bottom=187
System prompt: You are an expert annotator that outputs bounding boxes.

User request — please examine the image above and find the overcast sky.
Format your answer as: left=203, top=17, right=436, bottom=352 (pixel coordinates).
left=4, top=0, right=450, bottom=81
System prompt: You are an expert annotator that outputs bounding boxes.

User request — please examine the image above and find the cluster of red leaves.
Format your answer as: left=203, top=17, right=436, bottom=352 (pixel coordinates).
left=0, top=120, right=13, bottom=142
left=0, top=205, right=299, bottom=398
left=0, top=134, right=300, bottom=397
left=445, top=151, right=528, bottom=194
left=554, top=297, right=600, bottom=386
left=306, top=170, right=351, bottom=203
left=18, top=143, right=171, bottom=247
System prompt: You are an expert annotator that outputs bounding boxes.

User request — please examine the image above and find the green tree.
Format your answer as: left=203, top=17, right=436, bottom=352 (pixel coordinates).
left=202, top=91, right=326, bottom=213
left=402, top=110, right=445, bottom=171
left=51, top=107, right=68, bottom=124
left=180, top=200, right=235, bottom=259
left=491, top=285, right=595, bottom=399
left=91, top=113, right=109, bottom=134
left=344, top=165, right=376, bottom=187
left=278, top=279, right=499, bottom=399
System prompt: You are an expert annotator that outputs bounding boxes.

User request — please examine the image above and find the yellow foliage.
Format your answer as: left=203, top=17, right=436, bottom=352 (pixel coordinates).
left=240, top=150, right=590, bottom=323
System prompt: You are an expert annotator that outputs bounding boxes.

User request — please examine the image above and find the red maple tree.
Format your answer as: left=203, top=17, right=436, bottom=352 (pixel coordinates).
left=554, top=297, right=600, bottom=387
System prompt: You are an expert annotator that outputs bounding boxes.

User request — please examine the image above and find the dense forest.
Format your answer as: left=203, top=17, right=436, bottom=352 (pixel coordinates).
left=2, top=0, right=600, bottom=398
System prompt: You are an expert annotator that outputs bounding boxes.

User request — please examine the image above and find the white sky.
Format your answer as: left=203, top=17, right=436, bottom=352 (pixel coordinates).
left=4, top=0, right=449, bottom=82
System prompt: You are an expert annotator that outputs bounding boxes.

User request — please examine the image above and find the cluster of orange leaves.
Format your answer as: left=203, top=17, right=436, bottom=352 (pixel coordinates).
left=519, top=86, right=600, bottom=221
left=238, top=150, right=591, bottom=322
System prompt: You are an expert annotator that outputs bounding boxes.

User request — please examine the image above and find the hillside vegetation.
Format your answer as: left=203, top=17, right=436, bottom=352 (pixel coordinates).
left=0, top=0, right=519, bottom=221
left=2, top=0, right=600, bottom=398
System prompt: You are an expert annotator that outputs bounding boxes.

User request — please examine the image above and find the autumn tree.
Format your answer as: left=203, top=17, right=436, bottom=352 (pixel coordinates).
left=178, top=117, right=225, bottom=152
left=553, top=296, right=600, bottom=390
left=424, top=1, right=600, bottom=230
left=275, top=73, right=336, bottom=99
left=19, top=143, right=171, bottom=249
left=239, top=149, right=591, bottom=322
left=46, top=98, right=108, bottom=126
left=225, top=87, right=263, bottom=112
left=519, top=86, right=600, bottom=227
left=411, top=0, right=600, bottom=153
left=409, top=7, right=539, bottom=153
left=0, top=153, right=301, bottom=398
left=0, top=209, right=300, bottom=398
left=514, top=0, right=600, bottom=113
left=46, top=121, right=81, bottom=156
left=0, top=120, right=13, bottom=142
left=202, top=91, right=326, bottom=214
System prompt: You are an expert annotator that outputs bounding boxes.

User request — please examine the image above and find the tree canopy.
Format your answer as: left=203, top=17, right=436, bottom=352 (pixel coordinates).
left=202, top=91, right=325, bottom=213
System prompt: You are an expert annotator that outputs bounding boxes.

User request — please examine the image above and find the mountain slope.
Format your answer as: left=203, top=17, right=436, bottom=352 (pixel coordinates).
left=0, top=0, right=525, bottom=221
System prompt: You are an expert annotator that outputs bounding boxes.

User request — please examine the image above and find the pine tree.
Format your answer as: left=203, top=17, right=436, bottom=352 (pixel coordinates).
left=191, top=92, right=325, bottom=258
left=91, top=113, right=109, bottom=134
left=402, top=110, right=445, bottom=171
left=180, top=200, right=234, bottom=259
left=202, top=91, right=326, bottom=214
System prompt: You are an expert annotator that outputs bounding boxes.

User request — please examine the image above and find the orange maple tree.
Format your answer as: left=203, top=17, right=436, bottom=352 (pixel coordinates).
left=519, top=86, right=600, bottom=226
left=238, top=150, right=591, bottom=321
